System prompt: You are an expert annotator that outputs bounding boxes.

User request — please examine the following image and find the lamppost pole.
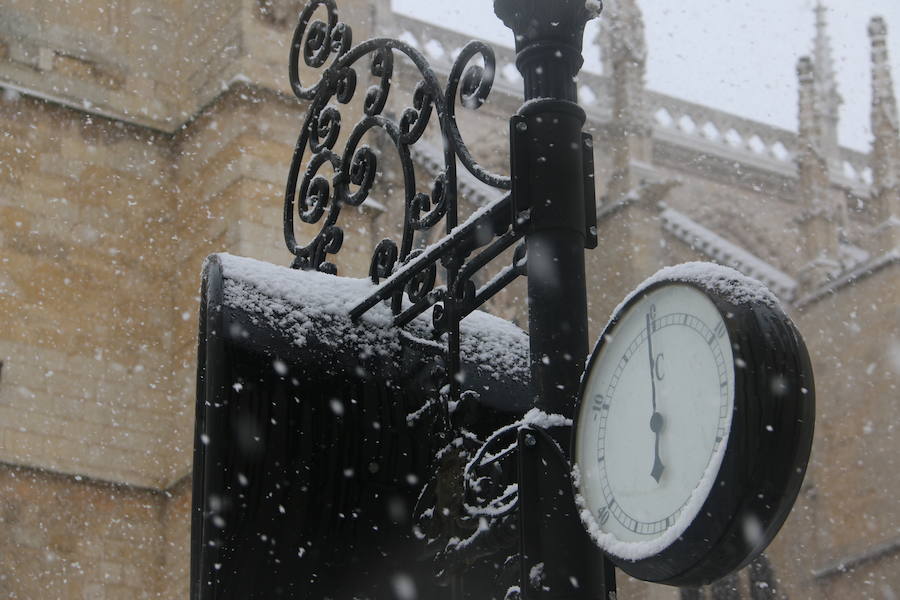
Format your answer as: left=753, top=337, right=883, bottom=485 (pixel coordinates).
left=494, top=1, right=613, bottom=598
left=495, top=0, right=591, bottom=422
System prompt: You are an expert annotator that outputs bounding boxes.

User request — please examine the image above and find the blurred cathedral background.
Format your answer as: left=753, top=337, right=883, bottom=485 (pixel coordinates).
left=0, top=0, right=897, bottom=597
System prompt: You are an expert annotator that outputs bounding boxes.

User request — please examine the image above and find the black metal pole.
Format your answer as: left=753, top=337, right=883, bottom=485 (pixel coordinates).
left=495, top=1, right=615, bottom=598
left=496, top=0, right=591, bottom=424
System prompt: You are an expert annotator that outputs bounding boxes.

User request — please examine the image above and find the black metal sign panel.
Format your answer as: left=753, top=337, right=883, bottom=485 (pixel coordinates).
left=191, top=255, right=531, bottom=599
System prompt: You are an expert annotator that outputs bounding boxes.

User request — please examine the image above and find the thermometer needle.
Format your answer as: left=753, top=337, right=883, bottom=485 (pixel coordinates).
left=647, top=312, right=665, bottom=483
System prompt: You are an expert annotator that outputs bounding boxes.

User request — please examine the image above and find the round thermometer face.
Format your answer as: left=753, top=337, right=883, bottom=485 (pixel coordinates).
left=575, top=283, right=734, bottom=552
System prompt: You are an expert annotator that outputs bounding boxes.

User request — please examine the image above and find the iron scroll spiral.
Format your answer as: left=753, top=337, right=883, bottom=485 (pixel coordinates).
left=283, top=0, right=510, bottom=278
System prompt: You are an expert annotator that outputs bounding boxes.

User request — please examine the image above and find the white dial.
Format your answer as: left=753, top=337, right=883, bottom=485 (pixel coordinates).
left=575, top=283, right=734, bottom=556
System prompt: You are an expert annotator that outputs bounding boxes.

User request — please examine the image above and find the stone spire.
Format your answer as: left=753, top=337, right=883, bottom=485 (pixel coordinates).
left=796, top=56, right=840, bottom=286
left=812, top=2, right=843, bottom=170
left=868, top=16, right=900, bottom=240
left=600, top=0, right=649, bottom=131
left=599, top=0, right=652, bottom=201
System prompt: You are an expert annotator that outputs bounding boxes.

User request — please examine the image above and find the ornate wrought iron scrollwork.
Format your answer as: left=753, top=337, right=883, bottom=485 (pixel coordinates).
left=283, top=0, right=526, bottom=388
left=284, top=0, right=510, bottom=269
left=282, top=0, right=533, bottom=581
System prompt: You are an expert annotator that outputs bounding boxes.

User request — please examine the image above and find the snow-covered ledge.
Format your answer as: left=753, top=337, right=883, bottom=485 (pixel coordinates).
left=210, top=253, right=530, bottom=387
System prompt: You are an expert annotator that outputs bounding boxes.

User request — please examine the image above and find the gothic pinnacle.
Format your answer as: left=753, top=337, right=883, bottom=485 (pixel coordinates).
left=868, top=16, right=900, bottom=222
left=797, top=57, right=819, bottom=153
left=813, top=2, right=841, bottom=114
left=812, top=2, right=842, bottom=168
left=869, top=16, right=898, bottom=129
left=796, top=54, right=839, bottom=281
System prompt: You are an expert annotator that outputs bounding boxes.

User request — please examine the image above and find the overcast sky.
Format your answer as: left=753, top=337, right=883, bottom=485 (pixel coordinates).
left=392, top=0, right=900, bottom=153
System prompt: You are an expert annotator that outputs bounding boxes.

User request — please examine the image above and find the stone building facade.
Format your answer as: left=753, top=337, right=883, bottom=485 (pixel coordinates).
left=0, top=0, right=897, bottom=598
